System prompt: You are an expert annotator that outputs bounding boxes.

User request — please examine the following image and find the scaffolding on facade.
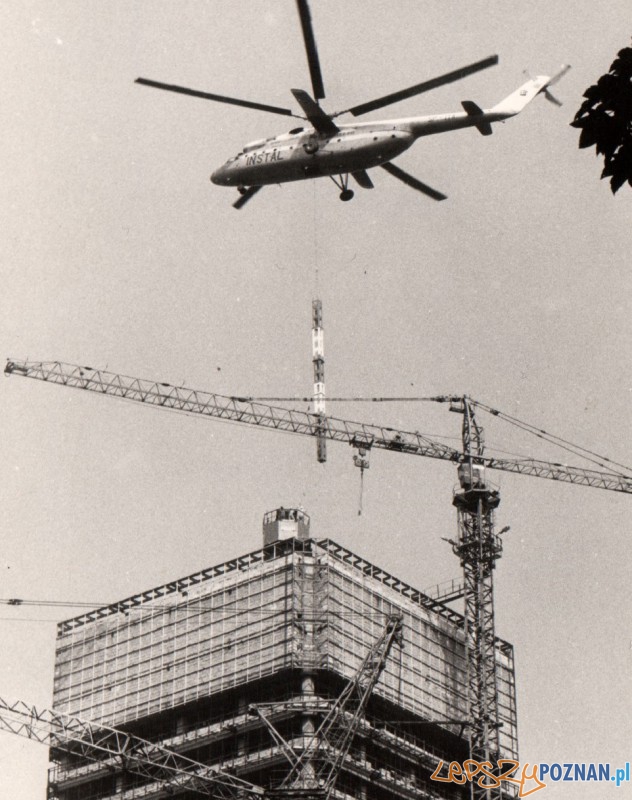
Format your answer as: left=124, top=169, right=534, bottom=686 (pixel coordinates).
left=50, top=531, right=518, bottom=800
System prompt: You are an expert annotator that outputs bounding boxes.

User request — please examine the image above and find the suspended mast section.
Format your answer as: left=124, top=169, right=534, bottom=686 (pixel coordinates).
left=312, top=299, right=327, bottom=463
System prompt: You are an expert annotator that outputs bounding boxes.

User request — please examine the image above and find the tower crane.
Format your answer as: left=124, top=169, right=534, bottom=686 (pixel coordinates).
left=5, top=358, right=631, bottom=800
left=255, top=613, right=403, bottom=800
left=5, top=360, right=628, bottom=493
left=0, top=615, right=402, bottom=800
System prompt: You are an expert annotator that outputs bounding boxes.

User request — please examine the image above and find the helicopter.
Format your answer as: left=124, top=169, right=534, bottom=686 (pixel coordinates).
left=136, top=0, right=569, bottom=209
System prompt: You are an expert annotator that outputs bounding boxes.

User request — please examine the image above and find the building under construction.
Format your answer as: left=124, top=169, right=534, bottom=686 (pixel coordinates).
left=49, top=509, right=518, bottom=800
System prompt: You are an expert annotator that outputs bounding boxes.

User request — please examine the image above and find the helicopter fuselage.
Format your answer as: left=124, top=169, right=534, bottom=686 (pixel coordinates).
left=211, top=125, right=412, bottom=188
left=210, top=107, right=512, bottom=189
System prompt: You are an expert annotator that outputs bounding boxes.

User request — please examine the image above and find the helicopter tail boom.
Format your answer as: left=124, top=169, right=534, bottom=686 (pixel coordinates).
left=489, top=71, right=568, bottom=118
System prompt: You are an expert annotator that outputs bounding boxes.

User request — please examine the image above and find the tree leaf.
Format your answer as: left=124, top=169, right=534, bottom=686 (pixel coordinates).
left=574, top=41, right=632, bottom=195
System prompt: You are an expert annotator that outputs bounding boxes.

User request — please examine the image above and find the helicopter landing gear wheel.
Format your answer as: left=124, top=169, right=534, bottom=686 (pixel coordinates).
left=237, top=185, right=248, bottom=195
left=330, top=172, right=354, bottom=201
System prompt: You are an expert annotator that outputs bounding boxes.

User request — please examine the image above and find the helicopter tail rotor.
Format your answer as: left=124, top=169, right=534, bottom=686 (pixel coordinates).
left=541, top=64, right=571, bottom=106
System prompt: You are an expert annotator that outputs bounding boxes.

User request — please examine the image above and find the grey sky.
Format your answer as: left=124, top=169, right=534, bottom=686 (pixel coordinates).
left=1, top=2, right=631, bottom=797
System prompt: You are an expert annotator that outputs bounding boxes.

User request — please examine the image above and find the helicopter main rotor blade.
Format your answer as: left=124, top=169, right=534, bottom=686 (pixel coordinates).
left=135, top=78, right=300, bottom=118
left=339, top=55, right=499, bottom=117
left=381, top=162, right=447, bottom=201
left=291, top=89, right=339, bottom=134
left=296, top=0, right=326, bottom=100
left=233, top=186, right=263, bottom=210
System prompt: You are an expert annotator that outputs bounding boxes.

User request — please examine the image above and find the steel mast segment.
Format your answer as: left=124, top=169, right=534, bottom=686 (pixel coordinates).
left=449, top=397, right=503, bottom=800
left=312, top=299, right=327, bottom=463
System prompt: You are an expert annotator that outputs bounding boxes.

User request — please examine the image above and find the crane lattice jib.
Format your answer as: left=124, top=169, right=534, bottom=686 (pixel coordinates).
left=316, top=614, right=404, bottom=796
left=0, top=696, right=264, bottom=799
left=281, top=613, right=403, bottom=797
left=5, top=360, right=631, bottom=494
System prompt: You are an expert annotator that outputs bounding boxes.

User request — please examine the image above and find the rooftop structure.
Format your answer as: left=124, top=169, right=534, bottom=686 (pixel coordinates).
left=49, top=509, right=518, bottom=800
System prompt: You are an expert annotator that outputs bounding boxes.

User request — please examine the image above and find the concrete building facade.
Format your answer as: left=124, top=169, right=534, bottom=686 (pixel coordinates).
left=49, top=509, right=518, bottom=800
